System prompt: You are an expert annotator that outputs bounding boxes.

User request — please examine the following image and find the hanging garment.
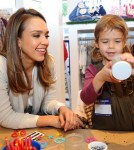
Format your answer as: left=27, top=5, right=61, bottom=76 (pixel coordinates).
left=79, top=44, right=87, bottom=74
left=0, top=18, right=6, bottom=50
left=63, top=42, right=68, bottom=62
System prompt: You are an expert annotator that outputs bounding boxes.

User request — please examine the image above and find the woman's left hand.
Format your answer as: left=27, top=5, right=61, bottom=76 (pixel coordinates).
left=58, top=106, right=83, bottom=131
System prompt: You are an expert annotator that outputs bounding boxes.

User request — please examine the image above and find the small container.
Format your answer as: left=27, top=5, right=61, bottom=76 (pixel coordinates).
left=64, top=133, right=84, bottom=150
left=2, top=140, right=41, bottom=150
left=88, top=141, right=108, bottom=150
left=112, top=55, right=132, bottom=80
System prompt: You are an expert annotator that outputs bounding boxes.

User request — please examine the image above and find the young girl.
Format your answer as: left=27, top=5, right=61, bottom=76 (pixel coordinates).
left=80, top=14, right=134, bottom=130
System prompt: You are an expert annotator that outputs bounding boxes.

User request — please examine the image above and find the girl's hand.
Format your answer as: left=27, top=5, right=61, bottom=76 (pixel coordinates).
left=120, top=53, right=134, bottom=75
left=120, top=53, right=134, bottom=64
left=58, top=106, right=84, bottom=131
left=99, top=61, right=121, bottom=83
left=93, top=61, right=121, bottom=93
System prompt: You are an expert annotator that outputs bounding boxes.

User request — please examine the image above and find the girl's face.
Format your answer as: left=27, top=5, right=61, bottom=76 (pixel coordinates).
left=18, top=17, right=49, bottom=65
left=96, top=28, right=125, bottom=64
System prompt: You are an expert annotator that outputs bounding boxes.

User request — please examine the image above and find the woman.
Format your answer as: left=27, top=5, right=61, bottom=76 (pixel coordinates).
left=0, top=8, right=82, bottom=131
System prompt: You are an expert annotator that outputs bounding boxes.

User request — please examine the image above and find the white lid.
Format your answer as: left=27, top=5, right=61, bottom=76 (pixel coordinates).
left=88, top=141, right=108, bottom=150
left=112, top=61, right=132, bottom=80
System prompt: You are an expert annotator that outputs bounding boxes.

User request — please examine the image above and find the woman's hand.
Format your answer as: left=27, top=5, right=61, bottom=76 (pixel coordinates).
left=36, top=115, right=61, bottom=129
left=58, top=106, right=84, bottom=131
left=48, top=116, right=62, bottom=128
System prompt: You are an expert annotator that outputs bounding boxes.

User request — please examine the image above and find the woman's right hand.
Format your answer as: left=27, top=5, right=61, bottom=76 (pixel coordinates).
left=49, top=116, right=62, bottom=128
left=37, top=115, right=84, bottom=130
left=36, top=115, right=61, bottom=128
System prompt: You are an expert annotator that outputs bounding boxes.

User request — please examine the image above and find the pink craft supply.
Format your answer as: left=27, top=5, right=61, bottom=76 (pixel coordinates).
left=85, top=137, right=97, bottom=143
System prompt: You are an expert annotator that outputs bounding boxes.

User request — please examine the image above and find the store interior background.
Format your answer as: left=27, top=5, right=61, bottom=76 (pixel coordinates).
left=0, top=0, right=134, bottom=111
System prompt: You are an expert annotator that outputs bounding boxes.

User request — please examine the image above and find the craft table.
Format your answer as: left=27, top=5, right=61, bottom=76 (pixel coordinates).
left=0, top=126, right=134, bottom=150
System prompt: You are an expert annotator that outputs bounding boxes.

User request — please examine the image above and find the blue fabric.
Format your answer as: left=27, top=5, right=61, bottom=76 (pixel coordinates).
left=69, top=2, right=107, bottom=22
left=69, top=2, right=92, bottom=22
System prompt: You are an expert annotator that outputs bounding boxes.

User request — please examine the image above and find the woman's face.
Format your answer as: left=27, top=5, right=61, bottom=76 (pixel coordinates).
left=18, top=17, right=49, bottom=64
left=96, top=28, right=125, bottom=64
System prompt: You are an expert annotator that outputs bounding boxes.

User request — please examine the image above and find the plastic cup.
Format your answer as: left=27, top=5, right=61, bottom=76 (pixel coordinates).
left=88, top=141, right=108, bottom=150
left=64, top=133, right=84, bottom=150
left=112, top=55, right=132, bottom=80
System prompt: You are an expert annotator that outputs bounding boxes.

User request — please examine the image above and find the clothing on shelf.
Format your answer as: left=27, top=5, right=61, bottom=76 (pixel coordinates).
left=64, top=40, right=71, bottom=107
left=127, top=36, right=134, bottom=56
left=0, top=9, right=9, bottom=51
left=79, top=44, right=87, bottom=75
left=0, top=18, right=6, bottom=50
left=130, top=43, right=134, bottom=56
left=1, top=17, right=7, bottom=27
left=0, top=17, right=7, bottom=51
left=63, top=41, right=68, bottom=62
left=78, top=38, right=94, bottom=88
left=79, top=38, right=94, bottom=75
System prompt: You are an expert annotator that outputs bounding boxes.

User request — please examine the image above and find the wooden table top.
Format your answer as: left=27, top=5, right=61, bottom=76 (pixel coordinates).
left=0, top=126, right=134, bottom=150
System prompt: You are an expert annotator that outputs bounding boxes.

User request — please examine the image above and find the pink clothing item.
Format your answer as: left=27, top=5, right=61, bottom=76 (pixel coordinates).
left=63, top=42, right=68, bottom=62
left=80, top=64, right=101, bottom=105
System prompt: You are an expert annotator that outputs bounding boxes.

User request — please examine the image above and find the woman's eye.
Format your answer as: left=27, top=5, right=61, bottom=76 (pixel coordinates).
left=33, top=34, right=40, bottom=38
left=45, top=35, right=50, bottom=39
left=33, top=34, right=50, bottom=39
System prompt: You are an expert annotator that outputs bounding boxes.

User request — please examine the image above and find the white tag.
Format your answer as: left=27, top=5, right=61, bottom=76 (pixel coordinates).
left=95, top=99, right=112, bottom=116
left=95, top=104, right=112, bottom=115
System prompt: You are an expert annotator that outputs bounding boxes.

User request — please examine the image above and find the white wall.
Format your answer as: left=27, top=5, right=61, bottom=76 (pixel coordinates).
left=41, top=0, right=65, bottom=103
left=0, top=0, right=15, bottom=10
left=68, top=0, right=80, bottom=14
